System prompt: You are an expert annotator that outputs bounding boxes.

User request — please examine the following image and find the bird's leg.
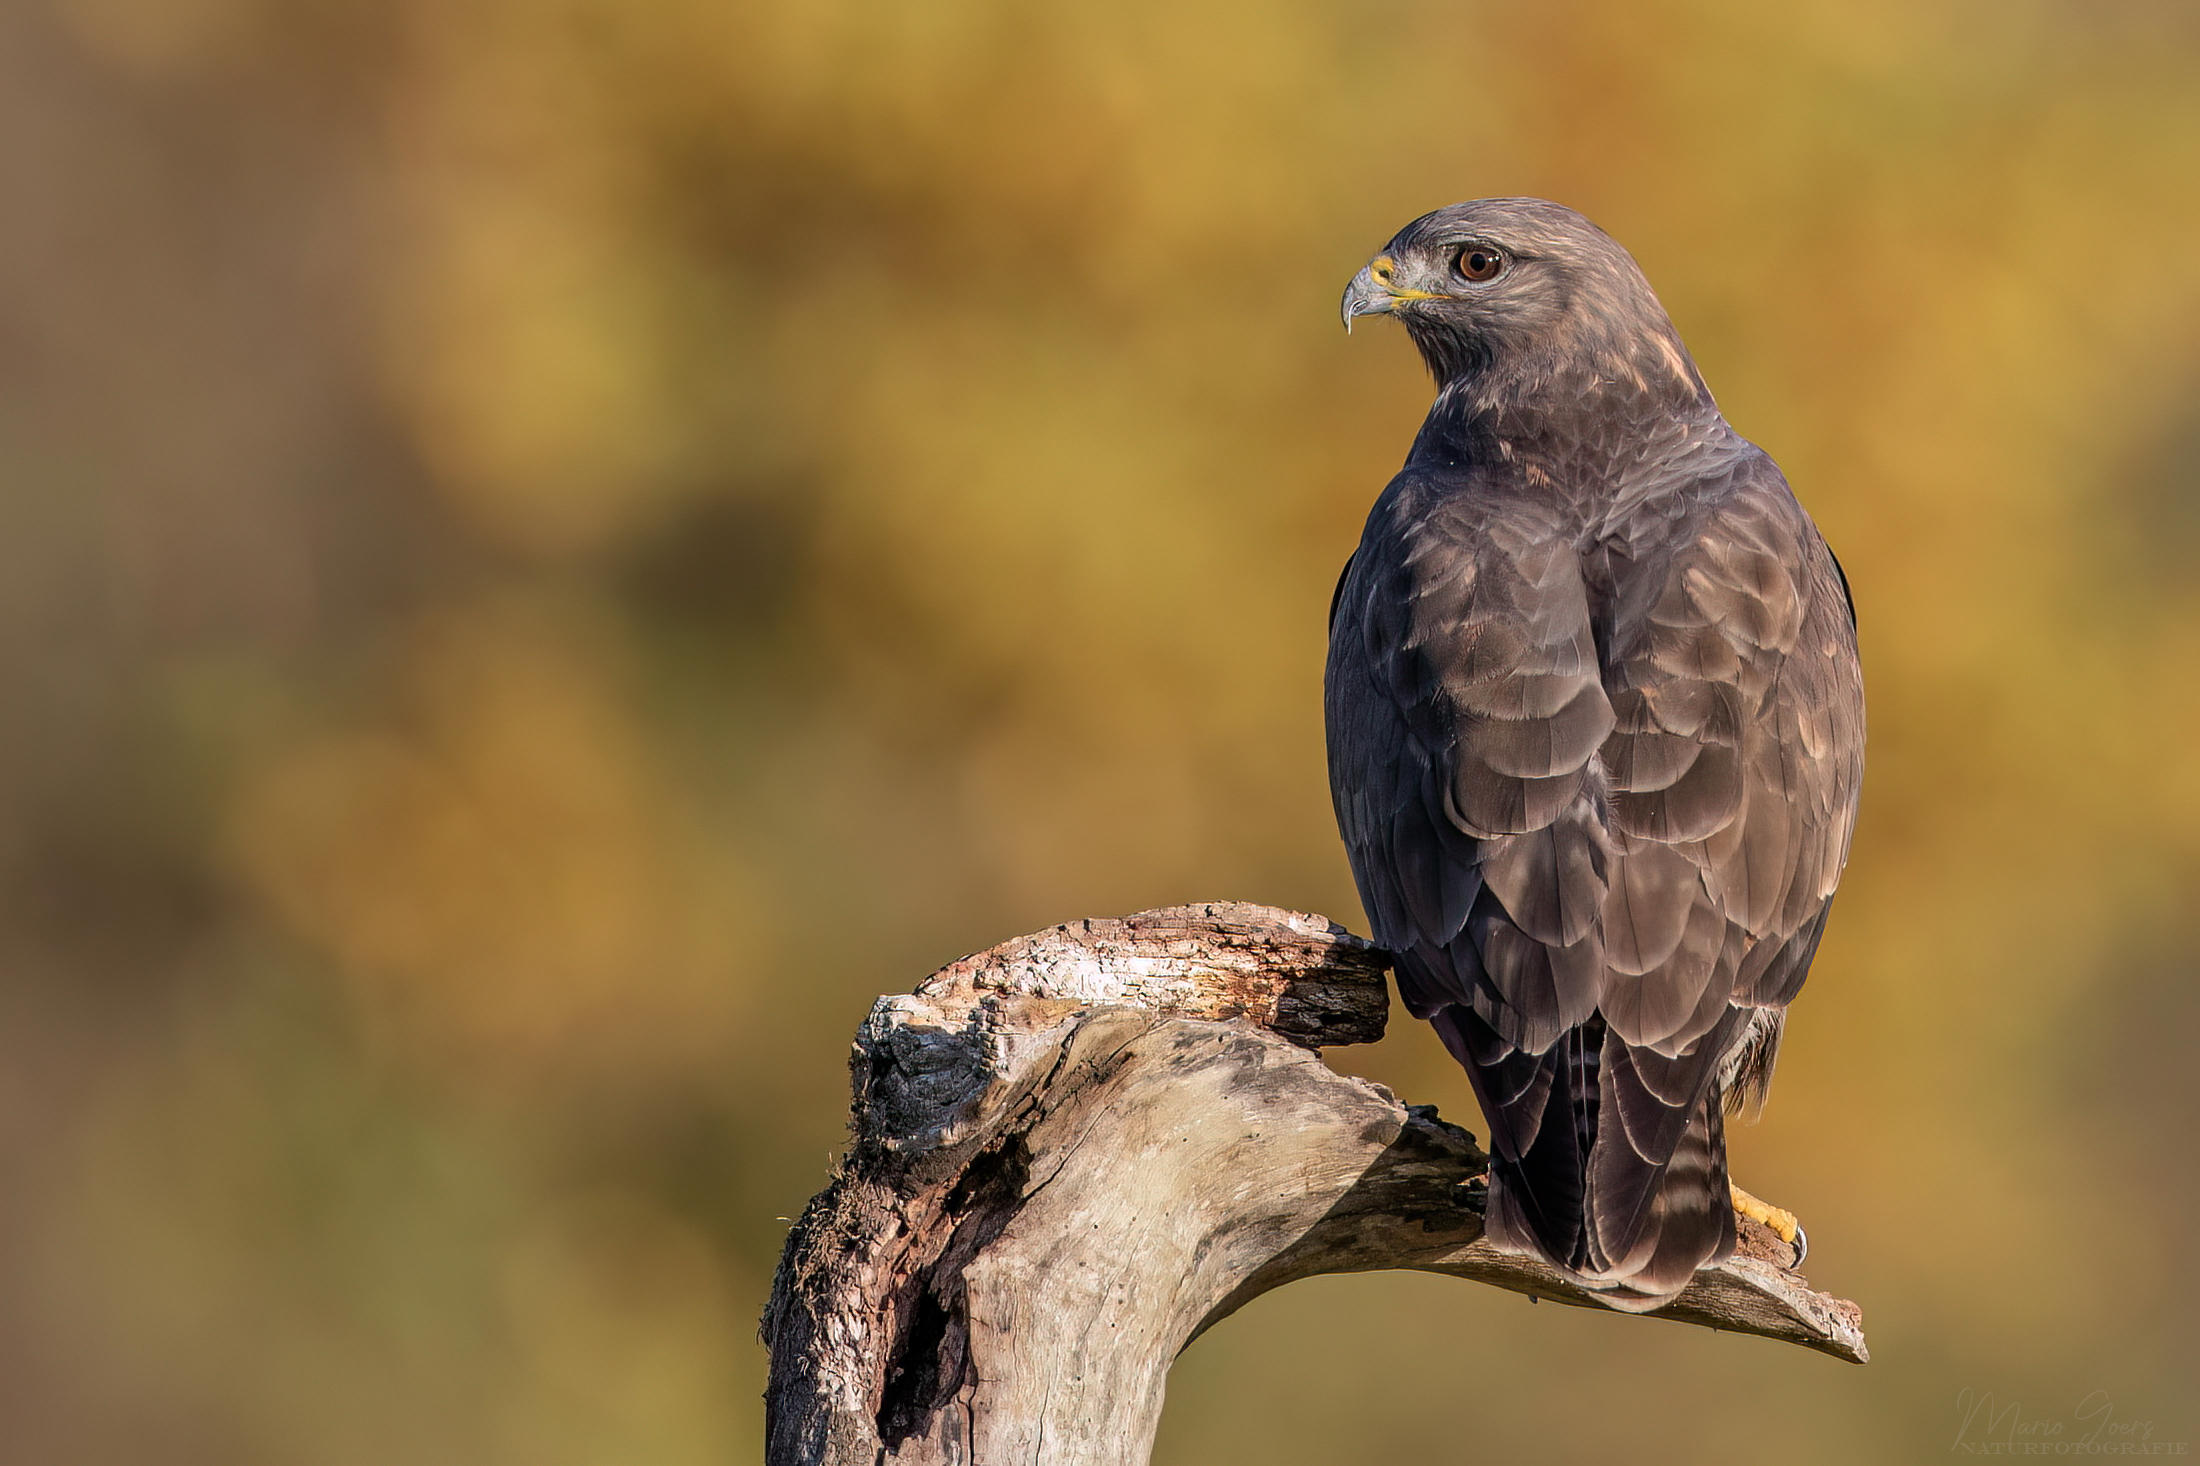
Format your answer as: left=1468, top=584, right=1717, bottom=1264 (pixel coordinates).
left=1730, top=1184, right=1808, bottom=1267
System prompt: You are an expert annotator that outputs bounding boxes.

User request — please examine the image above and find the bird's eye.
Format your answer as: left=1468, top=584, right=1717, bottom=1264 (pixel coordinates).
left=1456, top=246, right=1505, bottom=283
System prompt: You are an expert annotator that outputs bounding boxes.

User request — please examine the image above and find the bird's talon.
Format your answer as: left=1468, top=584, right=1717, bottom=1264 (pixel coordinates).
left=1730, top=1183, right=1807, bottom=1268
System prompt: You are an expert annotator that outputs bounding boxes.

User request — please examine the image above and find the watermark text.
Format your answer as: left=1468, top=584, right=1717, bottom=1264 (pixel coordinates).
left=1954, top=1391, right=2186, bottom=1456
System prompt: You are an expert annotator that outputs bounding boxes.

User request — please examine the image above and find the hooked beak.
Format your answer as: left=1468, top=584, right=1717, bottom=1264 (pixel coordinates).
left=1340, top=254, right=1438, bottom=331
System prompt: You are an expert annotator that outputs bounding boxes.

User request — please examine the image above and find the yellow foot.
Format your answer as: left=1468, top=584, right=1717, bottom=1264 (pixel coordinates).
left=1730, top=1183, right=1808, bottom=1267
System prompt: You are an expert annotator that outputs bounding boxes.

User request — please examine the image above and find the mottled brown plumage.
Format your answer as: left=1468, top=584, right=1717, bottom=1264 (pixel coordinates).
left=1327, top=199, right=1862, bottom=1310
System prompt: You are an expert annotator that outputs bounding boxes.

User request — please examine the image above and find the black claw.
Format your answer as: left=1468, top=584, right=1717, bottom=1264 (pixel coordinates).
left=1790, top=1222, right=1809, bottom=1269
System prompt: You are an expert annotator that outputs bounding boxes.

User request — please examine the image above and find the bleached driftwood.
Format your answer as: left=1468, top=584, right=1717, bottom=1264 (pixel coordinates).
left=761, top=902, right=1866, bottom=1465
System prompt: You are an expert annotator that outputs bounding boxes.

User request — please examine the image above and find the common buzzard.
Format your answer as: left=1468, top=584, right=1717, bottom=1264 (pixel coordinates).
left=1327, top=198, right=1863, bottom=1310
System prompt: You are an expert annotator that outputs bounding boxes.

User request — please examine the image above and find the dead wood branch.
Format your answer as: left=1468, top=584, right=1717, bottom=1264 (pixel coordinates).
left=761, top=902, right=1866, bottom=1465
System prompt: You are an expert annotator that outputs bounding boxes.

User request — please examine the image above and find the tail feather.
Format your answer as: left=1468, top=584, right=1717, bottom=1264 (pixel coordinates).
left=1435, top=1006, right=1590, bottom=1268
left=1438, top=999, right=1739, bottom=1310
left=1581, top=1100, right=1736, bottom=1312
left=1587, top=1009, right=1745, bottom=1262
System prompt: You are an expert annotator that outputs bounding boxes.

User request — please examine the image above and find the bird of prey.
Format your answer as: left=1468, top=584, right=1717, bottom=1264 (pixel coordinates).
left=1327, top=198, right=1863, bottom=1311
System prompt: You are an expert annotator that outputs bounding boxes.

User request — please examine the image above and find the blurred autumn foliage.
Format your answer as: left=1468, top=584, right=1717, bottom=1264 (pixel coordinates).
left=4, top=0, right=2198, bottom=1460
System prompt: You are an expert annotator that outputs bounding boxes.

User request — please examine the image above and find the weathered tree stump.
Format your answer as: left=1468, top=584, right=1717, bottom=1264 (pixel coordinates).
left=761, top=902, right=1866, bottom=1465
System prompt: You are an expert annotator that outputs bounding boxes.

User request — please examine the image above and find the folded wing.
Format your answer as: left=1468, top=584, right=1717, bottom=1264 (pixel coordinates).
left=1326, top=454, right=1862, bottom=1305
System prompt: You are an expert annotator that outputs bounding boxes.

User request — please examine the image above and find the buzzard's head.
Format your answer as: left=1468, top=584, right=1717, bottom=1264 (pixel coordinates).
left=1341, top=197, right=1703, bottom=400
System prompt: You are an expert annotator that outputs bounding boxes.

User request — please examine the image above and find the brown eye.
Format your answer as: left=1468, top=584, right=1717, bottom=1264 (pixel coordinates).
left=1456, top=246, right=1504, bottom=283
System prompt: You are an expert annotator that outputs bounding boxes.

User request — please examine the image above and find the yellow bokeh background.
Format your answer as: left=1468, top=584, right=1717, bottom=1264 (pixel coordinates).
left=5, top=0, right=2197, bottom=1459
